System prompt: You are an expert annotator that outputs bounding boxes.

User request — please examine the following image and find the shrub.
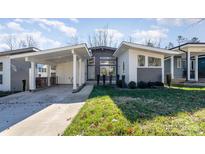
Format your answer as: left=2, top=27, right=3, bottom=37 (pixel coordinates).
left=148, top=82, right=155, bottom=88
left=155, top=81, right=164, bottom=87
left=128, top=81, right=137, bottom=89
left=117, top=80, right=123, bottom=88
left=137, top=81, right=148, bottom=88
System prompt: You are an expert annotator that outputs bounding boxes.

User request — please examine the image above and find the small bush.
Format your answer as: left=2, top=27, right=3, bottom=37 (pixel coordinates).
left=137, top=81, right=148, bottom=88
left=117, top=80, right=123, bottom=88
left=128, top=81, right=137, bottom=89
left=148, top=82, right=155, bottom=88
left=155, top=81, right=164, bottom=87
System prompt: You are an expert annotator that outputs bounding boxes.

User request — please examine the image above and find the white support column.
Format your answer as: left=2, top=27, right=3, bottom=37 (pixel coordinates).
left=187, top=51, right=191, bottom=80
left=161, top=57, right=164, bottom=83
left=195, top=55, right=198, bottom=81
left=47, top=65, right=51, bottom=86
left=170, top=56, right=174, bottom=79
left=29, top=61, right=36, bottom=91
left=81, top=59, right=85, bottom=84
left=72, top=51, right=77, bottom=90
left=78, top=58, right=82, bottom=86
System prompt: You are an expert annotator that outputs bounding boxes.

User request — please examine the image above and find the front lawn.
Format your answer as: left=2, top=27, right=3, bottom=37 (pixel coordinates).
left=64, top=86, right=205, bottom=136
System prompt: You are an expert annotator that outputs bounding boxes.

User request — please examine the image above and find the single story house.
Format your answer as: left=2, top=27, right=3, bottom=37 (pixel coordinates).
left=1, top=41, right=205, bottom=92
left=165, top=43, right=205, bottom=83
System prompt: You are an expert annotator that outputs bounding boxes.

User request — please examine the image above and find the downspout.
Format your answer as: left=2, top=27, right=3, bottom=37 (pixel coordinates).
left=178, top=46, right=188, bottom=81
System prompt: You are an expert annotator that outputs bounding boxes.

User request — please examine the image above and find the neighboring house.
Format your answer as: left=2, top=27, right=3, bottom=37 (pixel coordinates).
left=87, top=46, right=117, bottom=80
left=0, top=47, right=39, bottom=91
left=165, top=42, right=205, bottom=83
left=113, top=42, right=179, bottom=84
left=37, top=64, right=56, bottom=77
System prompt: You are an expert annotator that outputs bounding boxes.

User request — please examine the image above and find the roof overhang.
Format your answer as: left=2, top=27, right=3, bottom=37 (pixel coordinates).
left=10, top=44, right=91, bottom=65
left=113, top=41, right=180, bottom=57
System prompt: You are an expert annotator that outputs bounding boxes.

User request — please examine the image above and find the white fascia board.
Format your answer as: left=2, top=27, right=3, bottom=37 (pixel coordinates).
left=114, top=41, right=180, bottom=57
left=10, top=43, right=91, bottom=59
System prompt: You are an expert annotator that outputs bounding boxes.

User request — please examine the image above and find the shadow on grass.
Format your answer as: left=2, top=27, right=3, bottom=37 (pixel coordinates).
left=90, top=86, right=205, bottom=124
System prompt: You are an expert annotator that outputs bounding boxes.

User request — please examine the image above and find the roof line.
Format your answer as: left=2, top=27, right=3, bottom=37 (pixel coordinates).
left=170, top=42, right=205, bottom=50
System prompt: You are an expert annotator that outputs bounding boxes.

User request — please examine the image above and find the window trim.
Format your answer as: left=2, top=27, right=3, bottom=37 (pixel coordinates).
left=138, top=55, right=146, bottom=67
left=137, top=55, right=162, bottom=68
left=176, top=58, right=182, bottom=69
left=88, top=57, right=95, bottom=65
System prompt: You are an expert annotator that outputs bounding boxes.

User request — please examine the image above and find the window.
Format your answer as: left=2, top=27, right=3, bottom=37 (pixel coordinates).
left=0, top=62, right=3, bottom=71
left=100, top=57, right=116, bottom=65
left=38, top=68, right=42, bottom=72
left=138, top=55, right=145, bottom=66
left=0, top=74, right=3, bottom=84
left=177, top=58, right=182, bottom=68
left=100, top=66, right=116, bottom=76
left=191, top=60, right=195, bottom=71
left=148, top=57, right=161, bottom=66
left=88, top=57, right=95, bottom=65
left=122, top=61, right=125, bottom=73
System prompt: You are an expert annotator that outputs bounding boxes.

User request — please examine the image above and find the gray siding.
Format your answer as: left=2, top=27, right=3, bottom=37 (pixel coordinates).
left=10, top=58, right=31, bottom=91
left=164, top=58, right=171, bottom=83
left=174, top=56, right=184, bottom=78
left=137, top=68, right=162, bottom=82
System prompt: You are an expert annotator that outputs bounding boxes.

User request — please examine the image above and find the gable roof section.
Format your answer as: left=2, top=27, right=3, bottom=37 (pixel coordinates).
left=113, top=41, right=180, bottom=56
left=0, top=47, right=40, bottom=57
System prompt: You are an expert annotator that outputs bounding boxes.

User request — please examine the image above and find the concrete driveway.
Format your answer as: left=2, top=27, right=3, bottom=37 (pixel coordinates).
left=0, top=85, right=93, bottom=136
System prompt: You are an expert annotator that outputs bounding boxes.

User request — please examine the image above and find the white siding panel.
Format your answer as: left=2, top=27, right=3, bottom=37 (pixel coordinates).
left=117, top=50, right=129, bottom=84
left=56, top=62, right=73, bottom=84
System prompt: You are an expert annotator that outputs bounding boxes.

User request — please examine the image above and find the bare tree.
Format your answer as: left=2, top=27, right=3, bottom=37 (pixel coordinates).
left=4, top=35, right=17, bottom=50
left=165, top=42, right=174, bottom=49
left=145, top=39, right=161, bottom=48
left=67, top=36, right=79, bottom=45
left=88, top=25, right=117, bottom=47
left=189, top=37, right=200, bottom=43
left=25, top=35, right=39, bottom=47
left=177, top=35, right=187, bottom=45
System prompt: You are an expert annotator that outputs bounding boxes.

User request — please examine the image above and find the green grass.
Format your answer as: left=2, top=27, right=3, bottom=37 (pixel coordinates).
left=63, top=86, right=205, bottom=136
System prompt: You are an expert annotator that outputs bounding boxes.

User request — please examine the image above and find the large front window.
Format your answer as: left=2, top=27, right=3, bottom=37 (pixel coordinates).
left=100, top=57, right=116, bottom=65
left=138, top=55, right=145, bottom=66
left=100, top=66, right=116, bottom=76
left=148, top=57, right=161, bottom=66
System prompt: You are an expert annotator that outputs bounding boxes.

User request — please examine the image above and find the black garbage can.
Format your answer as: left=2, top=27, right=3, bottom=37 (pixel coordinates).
left=22, top=80, right=26, bottom=91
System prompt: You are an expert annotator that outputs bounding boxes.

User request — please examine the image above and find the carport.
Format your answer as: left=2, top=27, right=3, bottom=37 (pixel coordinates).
left=11, top=44, right=91, bottom=92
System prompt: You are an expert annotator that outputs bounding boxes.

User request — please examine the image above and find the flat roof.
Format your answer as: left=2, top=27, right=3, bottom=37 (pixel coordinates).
left=89, top=46, right=117, bottom=51
left=170, top=42, right=205, bottom=50
left=0, top=47, right=40, bottom=57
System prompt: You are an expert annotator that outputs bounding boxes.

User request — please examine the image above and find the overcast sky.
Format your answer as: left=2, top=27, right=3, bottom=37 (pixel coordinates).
left=0, top=18, right=204, bottom=51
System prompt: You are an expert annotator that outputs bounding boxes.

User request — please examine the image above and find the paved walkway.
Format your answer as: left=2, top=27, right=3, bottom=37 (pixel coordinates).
left=0, top=85, right=93, bottom=136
